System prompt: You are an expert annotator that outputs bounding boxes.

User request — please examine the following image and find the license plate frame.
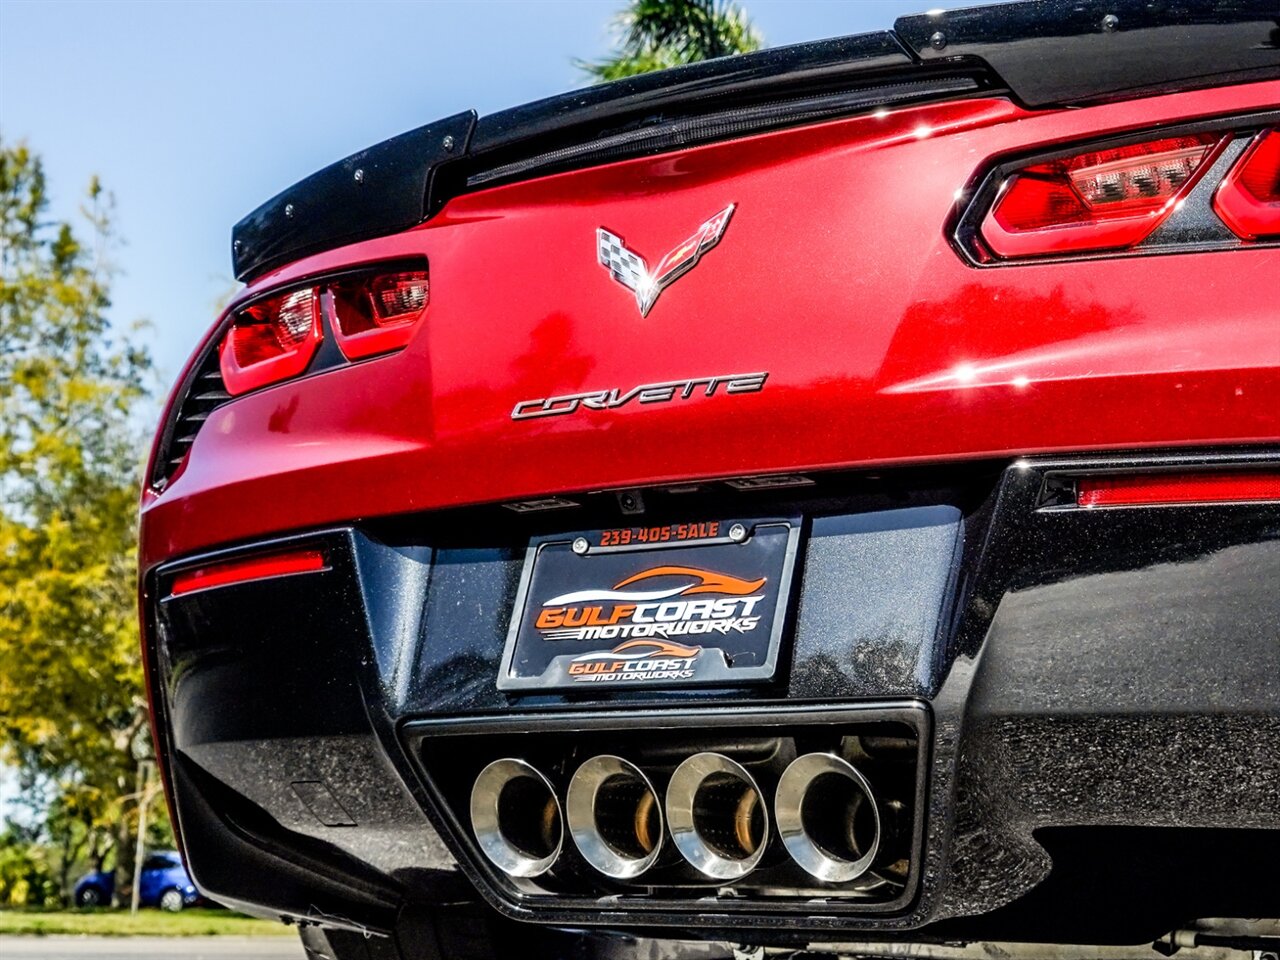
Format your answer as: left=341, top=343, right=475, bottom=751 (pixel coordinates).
left=498, top=517, right=801, bottom=692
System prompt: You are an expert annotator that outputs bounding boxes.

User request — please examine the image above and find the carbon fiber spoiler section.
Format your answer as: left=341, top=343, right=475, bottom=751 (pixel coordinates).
left=231, top=0, right=1280, bottom=282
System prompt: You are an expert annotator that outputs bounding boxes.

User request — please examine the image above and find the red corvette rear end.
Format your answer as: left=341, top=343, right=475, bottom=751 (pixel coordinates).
left=140, top=2, right=1280, bottom=958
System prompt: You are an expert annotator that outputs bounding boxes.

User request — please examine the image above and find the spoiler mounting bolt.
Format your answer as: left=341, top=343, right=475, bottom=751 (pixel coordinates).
left=929, top=31, right=947, bottom=50
left=353, top=168, right=364, bottom=183
left=284, top=203, right=295, bottom=219
left=1101, top=13, right=1119, bottom=32
left=443, top=135, right=456, bottom=152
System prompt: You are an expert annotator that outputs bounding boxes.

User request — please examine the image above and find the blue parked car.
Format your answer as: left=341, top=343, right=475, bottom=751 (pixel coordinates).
left=74, top=851, right=198, bottom=911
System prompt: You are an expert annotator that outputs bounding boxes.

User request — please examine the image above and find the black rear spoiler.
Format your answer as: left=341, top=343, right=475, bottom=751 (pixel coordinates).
left=231, top=0, right=1280, bottom=282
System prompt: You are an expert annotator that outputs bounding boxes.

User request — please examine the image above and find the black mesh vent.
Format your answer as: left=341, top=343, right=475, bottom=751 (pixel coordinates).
left=152, top=344, right=231, bottom=489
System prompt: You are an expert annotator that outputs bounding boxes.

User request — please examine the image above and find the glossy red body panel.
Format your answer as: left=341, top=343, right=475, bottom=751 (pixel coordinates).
left=140, top=81, right=1280, bottom=571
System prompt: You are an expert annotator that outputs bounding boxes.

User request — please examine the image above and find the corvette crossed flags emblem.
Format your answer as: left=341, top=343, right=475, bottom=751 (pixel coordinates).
left=596, top=204, right=735, bottom=317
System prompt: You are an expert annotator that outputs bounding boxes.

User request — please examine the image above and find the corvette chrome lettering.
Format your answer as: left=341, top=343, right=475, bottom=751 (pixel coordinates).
left=511, top=371, right=767, bottom=420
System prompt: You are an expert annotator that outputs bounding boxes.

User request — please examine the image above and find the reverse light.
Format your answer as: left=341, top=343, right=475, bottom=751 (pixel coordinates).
left=1214, top=129, right=1280, bottom=240
left=330, top=269, right=430, bottom=360
left=219, top=286, right=322, bottom=396
left=981, top=134, right=1223, bottom=258
left=1077, top=472, right=1280, bottom=508
left=169, top=549, right=327, bottom=596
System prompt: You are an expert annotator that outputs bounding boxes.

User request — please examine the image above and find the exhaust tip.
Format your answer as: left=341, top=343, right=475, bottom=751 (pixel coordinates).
left=775, top=753, right=880, bottom=882
left=469, top=758, right=563, bottom=878
left=665, top=752, right=768, bottom=880
left=567, top=755, right=663, bottom=879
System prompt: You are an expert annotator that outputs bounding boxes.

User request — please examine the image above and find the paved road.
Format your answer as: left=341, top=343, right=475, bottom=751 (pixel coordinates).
left=0, top=936, right=305, bottom=960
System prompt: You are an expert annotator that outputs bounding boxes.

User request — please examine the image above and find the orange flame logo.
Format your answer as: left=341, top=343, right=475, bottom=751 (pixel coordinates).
left=570, top=638, right=702, bottom=662
left=608, top=638, right=701, bottom=658
left=613, top=566, right=765, bottom=596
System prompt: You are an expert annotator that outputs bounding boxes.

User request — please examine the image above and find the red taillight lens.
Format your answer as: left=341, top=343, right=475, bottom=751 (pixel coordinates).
left=982, top=134, right=1223, bottom=258
left=1214, top=129, right=1280, bottom=240
left=219, top=286, right=322, bottom=396
left=331, top=269, right=429, bottom=360
left=170, top=548, right=327, bottom=596
left=216, top=263, right=427, bottom=396
left=1078, top=471, right=1280, bottom=508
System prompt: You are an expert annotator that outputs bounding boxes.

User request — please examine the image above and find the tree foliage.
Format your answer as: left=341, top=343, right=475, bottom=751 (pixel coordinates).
left=0, top=138, right=163, bottom=903
left=579, top=0, right=763, bottom=83
left=0, top=824, right=60, bottom=907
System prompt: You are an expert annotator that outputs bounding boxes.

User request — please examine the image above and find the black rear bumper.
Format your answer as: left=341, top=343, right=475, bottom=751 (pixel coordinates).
left=143, top=450, right=1280, bottom=945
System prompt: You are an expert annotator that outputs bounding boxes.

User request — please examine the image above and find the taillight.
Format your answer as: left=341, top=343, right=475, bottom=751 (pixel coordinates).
left=170, top=548, right=327, bottom=596
left=216, top=261, right=428, bottom=397
left=1077, top=471, right=1280, bottom=508
left=980, top=134, right=1224, bottom=258
left=330, top=269, right=429, bottom=360
left=219, top=286, right=322, bottom=396
left=1214, top=129, right=1280, bottom=240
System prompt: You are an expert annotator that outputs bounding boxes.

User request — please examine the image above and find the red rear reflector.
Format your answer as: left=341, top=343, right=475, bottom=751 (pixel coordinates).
left=170, top=549, right=326, bottom=596
left=982, top=134, right=1223, bottom=258
left=1077, top=472, right=1280, bottom=508
left=331, top=269, right=429, bottom=360
left=1214, top=129, right=1280, bottom=240
left=220, top=286, right=323, bottom=396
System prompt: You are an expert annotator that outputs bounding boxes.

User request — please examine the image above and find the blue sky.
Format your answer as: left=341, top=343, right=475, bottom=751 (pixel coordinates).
left=1, top=0, right=931, bottom=396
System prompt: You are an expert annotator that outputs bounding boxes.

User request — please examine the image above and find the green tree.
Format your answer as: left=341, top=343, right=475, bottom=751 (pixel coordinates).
left=0, top=138, right=161, bottom=904
left=579, top=0, right=763, bottom=83
left=0, top=824, right=60, bottom=907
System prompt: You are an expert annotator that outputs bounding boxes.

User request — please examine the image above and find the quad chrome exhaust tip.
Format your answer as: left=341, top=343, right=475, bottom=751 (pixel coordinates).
left=566, top=755, right=664, bottom=879
left=665, top=752, right=769, bottom=880
left=775, top=753, right=880, bottom=882
left=469, top=758, right=563, bottom=878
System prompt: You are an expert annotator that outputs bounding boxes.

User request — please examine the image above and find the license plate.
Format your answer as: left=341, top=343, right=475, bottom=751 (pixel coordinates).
left=498, top=518, right=800, bottom=691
